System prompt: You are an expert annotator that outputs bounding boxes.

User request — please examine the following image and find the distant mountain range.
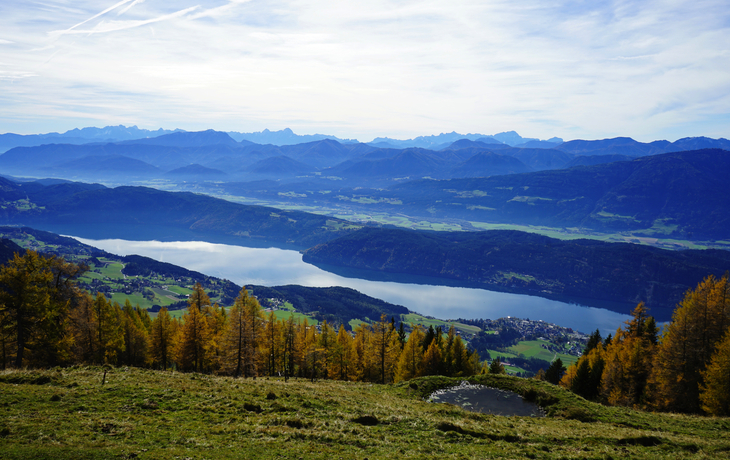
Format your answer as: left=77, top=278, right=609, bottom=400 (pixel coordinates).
left=227, top=127, right=358, bottom=146
left=2, top=127, right=728, bottom=187
left=369, top=131, right=563, bottom=149
left=0, top=125, right=182, bottom=153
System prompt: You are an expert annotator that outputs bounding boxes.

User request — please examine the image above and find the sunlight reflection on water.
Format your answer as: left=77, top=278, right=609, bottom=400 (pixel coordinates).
left=73, top=237, right=630, bottom=335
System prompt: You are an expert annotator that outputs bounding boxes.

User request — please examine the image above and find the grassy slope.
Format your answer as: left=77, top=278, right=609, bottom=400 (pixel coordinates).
left=1, top=368, right=727, bottom=459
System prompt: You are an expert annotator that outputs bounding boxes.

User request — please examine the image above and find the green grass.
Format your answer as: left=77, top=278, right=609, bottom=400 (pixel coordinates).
left=272, top=310, right=319, bottom=325
left=348, top=318, right=368, bottom=329
left=486, top=349, right=520, bottom=360
left=400, top=313, right=481, bottom=336
left=0, top=368, right=726, bottom=459
left=641, top=218, right=679, bottom=236
left=110, top=293, right=151, bottom=309
left=150, top=287, right=181, bottom=300
left=507, top=340, right=579, bottom=367
left=79, top=271, right=105, bottom=281
left=324, top=219, right=362, bottom=231
left=96, top=260, right=125, bottom=279
left=165, top=285, right=193, bottom=296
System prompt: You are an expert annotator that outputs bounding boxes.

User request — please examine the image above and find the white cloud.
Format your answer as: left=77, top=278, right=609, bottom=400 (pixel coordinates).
left=0, top=0, right=728, bottom=141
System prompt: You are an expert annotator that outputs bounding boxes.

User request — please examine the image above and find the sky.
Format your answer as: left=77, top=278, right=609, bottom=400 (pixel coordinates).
left=0, top=0, right=728, bottom=142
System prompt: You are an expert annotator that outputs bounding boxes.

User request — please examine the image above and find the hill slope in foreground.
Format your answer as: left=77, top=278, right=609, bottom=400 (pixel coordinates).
left=1, top=367, right=727, bottom=459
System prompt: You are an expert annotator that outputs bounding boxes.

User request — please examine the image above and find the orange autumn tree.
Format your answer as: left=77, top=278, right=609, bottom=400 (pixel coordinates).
left=649, top=274, right=730, bottom=412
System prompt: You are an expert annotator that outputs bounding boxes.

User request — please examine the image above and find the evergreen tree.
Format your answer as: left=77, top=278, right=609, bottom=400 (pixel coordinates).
left=422, top=325, right=436, bottom=350
left=583, top=329, right=602, bottom=356
left=397, top=322, right=407, bottom=350
left=562, top=344, right=605, bottom=400
left=488, top=357, right=506, bottom=374
left=544, top=358, right=566, bottom=384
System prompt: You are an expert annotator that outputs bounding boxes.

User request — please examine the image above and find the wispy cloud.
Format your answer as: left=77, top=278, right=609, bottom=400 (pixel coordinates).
left=49, top=4, right=200, bottom=37
left=116, top=0, right=147, bottom=16
left=0, top=0, right=728, bottom=140
left=50, top=0, right=141, bottom=36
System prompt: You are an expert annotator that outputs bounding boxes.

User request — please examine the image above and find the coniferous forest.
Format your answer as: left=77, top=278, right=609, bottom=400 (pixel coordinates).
left=2, top=248, right=730, bottom=418
left=0, top=251, right=480, bottom=384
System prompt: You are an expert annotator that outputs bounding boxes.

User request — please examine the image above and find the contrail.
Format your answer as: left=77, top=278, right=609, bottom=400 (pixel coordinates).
left=117, top=0, right=147, bottom=16
left=49, top=4, right=200, bottom=38
left=61, top=0, right=138, bottom=34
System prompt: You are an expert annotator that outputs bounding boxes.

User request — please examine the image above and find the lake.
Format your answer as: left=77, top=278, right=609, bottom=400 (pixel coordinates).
left=74, top=237, right=630, bottom=336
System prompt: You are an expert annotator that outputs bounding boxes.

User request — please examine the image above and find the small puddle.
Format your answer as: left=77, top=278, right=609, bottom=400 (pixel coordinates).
left=428, top=381, right=545, bottom=417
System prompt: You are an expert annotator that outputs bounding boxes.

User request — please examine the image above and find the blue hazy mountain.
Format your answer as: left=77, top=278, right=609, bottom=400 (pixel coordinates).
left=0, top=125, right=182, bottom=153
left=227, top=128, right=358, bottom=146
left=369, top=131, right=557, bottom=149
left=248, top=156, right=315, bottom=176
left=118, top=129, right=243, bottom=147
left=165, top=164, right=228, bottom=178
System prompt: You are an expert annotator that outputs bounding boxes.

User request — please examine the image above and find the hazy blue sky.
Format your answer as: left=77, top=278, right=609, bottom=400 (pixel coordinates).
left=1, top=0, right=728, bottom=142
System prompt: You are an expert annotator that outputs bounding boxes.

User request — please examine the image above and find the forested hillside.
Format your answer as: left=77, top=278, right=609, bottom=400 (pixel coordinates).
left=303, top=227, right=730, bottom=319
left=340, top=148, right=730, bottom=239
left=0, top=250, right=479, bottom=384
left=212, top=148, right=730, bottom=241
left=0, top=226, right=410, bottom=328
left=0, top=179, right=360, bottom=248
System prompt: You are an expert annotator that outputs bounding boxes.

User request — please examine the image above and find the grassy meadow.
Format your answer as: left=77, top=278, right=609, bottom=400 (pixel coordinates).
left=1, top=367, right=728, bottom=459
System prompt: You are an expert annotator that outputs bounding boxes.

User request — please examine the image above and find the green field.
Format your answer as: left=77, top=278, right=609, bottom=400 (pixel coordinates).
left=96, top=259, right=126, bottom=279
left=272, top=309, right=319, bottom=325
left=348, top=318, right=368, bottom=329
left=507, top=340, right=579, bottom=366
left=110, top=293, right=151, bottom=309
left=1, top=367, right=726, bottom=459
left=400, top=313, right=481, bottom=336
